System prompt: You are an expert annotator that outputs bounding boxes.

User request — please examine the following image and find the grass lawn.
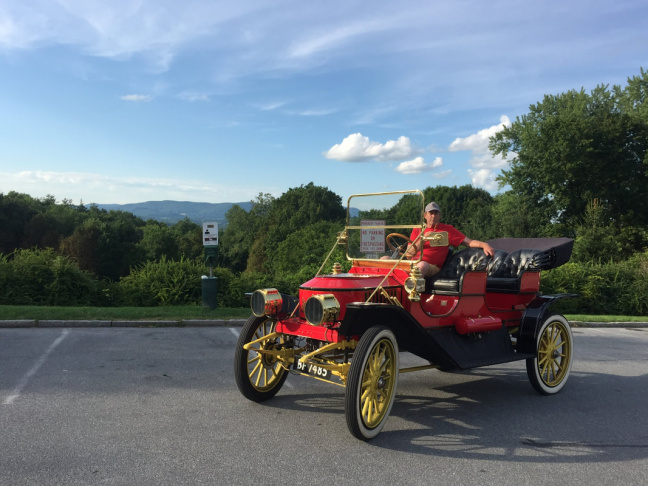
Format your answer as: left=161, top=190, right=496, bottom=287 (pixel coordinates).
left=0, top=306, right=251, bottom=321
left=564, top=314, right=648, bottom=322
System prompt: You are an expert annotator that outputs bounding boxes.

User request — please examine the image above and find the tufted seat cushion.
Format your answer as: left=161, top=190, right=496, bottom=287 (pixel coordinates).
left=486, top=249, right=541, bottom=292
left=486, top=249, right=508, bottom=276
left=426, top=248, right=487, bottom=294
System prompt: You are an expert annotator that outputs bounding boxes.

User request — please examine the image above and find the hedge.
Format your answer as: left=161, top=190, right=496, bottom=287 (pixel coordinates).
left=1, top=248, right=647, bottom=315
left=540, top=251, right=648, bottom=316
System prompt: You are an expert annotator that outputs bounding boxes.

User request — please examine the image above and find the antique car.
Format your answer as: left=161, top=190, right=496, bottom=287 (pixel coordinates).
left=234, top=190, right=575, bottom=440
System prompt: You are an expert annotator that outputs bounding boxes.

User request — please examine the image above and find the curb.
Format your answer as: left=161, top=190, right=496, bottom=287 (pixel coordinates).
left=570, top=321, right=648, bottom=328
left=1, top=320, right=647, bottom=329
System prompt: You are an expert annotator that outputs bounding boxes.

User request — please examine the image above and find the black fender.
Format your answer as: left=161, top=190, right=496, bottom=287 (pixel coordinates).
left=517, top=293, right=578, bottom=354
left=339, top=303, right=460, bottom=369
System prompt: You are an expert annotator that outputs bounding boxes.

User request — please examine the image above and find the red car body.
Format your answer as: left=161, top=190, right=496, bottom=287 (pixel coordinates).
left=234, top=190, right=576, bottom=440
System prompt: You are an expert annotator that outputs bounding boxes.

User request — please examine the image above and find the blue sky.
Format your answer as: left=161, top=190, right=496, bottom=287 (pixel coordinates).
left=1, top=0, right=646, bottom=205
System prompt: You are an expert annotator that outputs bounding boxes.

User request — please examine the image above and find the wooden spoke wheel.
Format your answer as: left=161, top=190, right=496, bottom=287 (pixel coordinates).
left=234, top=315, right=288, bottom=402
left=526, top=314, right=574, bottom=395
left=345, top=326, right=399, bottom=440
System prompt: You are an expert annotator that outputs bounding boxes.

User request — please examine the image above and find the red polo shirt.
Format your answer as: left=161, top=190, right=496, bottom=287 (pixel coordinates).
left=409, top=223, right=466, bottom=267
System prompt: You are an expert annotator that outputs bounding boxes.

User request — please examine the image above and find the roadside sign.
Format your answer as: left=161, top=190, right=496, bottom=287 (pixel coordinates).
left=203, top=222, right=219, bottom=246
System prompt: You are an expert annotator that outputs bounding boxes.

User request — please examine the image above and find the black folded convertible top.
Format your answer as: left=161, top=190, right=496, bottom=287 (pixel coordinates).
left=486, top=237, right=574, bottom=270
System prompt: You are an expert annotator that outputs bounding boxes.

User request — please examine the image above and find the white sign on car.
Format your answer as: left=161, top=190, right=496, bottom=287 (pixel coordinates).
left=360, top=220, right=385, bottom=254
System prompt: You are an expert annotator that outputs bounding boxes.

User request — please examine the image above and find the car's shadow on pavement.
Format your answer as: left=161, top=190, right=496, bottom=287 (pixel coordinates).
left=263, top=366, right=648, bottom=462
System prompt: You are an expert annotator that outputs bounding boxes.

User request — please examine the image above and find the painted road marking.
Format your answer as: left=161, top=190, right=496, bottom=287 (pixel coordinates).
left=3, top=329, right=70, bottom=405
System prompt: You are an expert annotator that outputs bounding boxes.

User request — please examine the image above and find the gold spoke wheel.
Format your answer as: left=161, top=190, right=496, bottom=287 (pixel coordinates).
left=346, top=326, right=399, bottom=440
left=526, top=315, right=573, bottom=395
left=234, top=315, right=288, bottom=401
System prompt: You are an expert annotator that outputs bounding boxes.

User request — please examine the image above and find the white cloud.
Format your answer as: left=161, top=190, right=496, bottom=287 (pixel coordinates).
left=0, top=1, right=268, bottom=71
left=177, top=92, right=209, bottom=102
left=448, top=115, right=511, bottom=190
left=255, top=101, right=287, bottom=111
left=395, top=156, right=443, bottom=175
left=324, top=133, right=419, bottom=162
left=449, top=115, right=511, bottom=154
left=120, top=94, right=152, bottom=102
left=299, top=108, right=337, bottom=116
left=469, top=168, right=498, bottom=192
left=289, top=17, right=393, bottom=59
left=0, top=170, right=270, bottom=204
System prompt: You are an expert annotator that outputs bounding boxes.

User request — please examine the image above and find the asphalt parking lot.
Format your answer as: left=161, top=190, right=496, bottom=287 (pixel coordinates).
left=2, top=324, right=648, bottom=486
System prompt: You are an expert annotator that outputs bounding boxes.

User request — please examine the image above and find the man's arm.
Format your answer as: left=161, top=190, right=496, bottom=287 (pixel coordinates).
left=404, top=238, right=421, bottom=258
left=463, top=237, right=495, bottom=257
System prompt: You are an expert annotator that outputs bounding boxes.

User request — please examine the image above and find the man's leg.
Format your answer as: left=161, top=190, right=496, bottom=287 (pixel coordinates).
left=418, top=261, right=440, bottom=278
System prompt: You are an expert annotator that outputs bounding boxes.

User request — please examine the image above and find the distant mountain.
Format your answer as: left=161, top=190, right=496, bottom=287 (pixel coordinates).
left=97, top=200, right=253, bottom=225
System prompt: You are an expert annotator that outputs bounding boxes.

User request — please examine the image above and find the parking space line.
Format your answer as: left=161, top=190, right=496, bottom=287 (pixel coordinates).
left=3, top=329, right=70, bottom=405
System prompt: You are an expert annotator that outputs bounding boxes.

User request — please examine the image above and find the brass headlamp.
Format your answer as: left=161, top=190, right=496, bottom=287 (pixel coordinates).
left=304, top=294, right=340, bottom=326
left=250, top=288, right=283, bottom=317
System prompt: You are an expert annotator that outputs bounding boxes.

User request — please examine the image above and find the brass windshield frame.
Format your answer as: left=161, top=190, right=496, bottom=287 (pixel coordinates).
left=345, top=190, right=425, bottom=264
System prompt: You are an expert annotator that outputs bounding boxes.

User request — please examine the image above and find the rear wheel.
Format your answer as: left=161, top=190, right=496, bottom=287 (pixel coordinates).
left=345, top=326, right=399, bottom=440
left=234, top=315, right=288, bottom=402
left=526, top=314, right=573, bottom=395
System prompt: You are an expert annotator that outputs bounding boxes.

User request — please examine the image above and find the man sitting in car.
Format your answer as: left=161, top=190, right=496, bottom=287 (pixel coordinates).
left=404, top=202, right=495, bottom=277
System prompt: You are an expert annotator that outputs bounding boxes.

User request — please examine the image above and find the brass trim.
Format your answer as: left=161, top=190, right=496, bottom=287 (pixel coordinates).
left=346, top=224, right=420, bottom=230
left=250, top=289, right=283, bottom=317
left=298, top=339, right=356, bottom=363
left=304, top=294, right=341, bottom=325
left=422, top=231, right=449, bottom=247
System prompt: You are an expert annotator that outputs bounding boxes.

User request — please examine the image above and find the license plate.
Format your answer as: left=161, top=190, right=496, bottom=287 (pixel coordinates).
left=292, top=360, right=336, bottom=382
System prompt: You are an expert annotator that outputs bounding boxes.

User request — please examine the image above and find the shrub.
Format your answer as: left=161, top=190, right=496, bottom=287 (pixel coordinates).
left=617, top=251, right=648, bottom=315
left=540, top=252, right=648, bottom=315
left=0, top=248, right=103, bottom=305
left=118, top=257, right=204, bottom=306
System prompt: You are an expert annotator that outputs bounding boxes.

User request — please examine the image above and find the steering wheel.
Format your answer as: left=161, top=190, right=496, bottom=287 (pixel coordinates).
left=386, top=233, right=414, bottom=258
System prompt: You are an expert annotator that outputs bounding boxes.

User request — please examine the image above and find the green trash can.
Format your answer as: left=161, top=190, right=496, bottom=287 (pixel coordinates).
left=201, top=276, right=218, bottom=309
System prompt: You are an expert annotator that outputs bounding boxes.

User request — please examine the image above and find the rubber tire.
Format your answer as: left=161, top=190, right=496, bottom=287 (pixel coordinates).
left=234, top=315, right=288, bottom=402
left=345, top=326, right=399, bottom=441
left=526, top=314, right=574, bottom=395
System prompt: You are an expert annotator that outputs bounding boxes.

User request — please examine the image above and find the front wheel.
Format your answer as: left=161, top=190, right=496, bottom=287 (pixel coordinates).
left=234, top=315, right=288, bottom=402
left=345, top=326, right=399, bottom=441
left=526, top=314, right=574, bottom=395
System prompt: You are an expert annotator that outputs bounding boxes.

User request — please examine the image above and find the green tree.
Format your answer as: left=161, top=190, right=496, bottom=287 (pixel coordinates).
left=573, top=199, right=621, bottom=263
left=382, top=193, right=424, bottom=225
left=138, top=221, right=180, bottom=261
left=422, top=185, right=495, bottom=240
left=220, top=193, right=275, bottom=273
left=172, top=218, right=202, bottom=260
left=60, top=219, right=103, bottom=274
left=261, top=183, right=346, bottom=274
left=220, top=205, right=256, bottom=272
left=488, top=191, right=559, bottom=238
left=0, top=192, right=42, bottom=252
left=20, top=212, right=63, bottom=249
left=490, top=70, right=648, bottom=244
left=271, top=220, right=344, bottom=276
left=91, top=210, right=146, bottom=280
